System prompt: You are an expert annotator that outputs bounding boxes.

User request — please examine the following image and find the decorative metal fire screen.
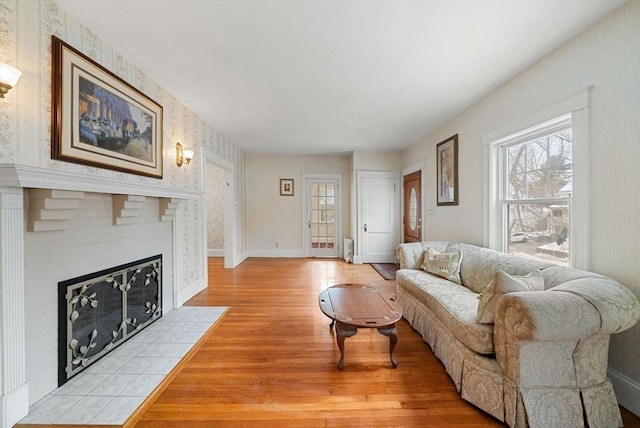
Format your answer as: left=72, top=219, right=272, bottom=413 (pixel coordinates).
left=58, top=255, right=162, bottom=386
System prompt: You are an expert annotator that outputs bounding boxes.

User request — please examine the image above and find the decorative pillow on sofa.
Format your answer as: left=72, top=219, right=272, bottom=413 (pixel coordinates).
left=421, top=246, right=463, bottom=285
left=476, top=269, right=544, bottom=324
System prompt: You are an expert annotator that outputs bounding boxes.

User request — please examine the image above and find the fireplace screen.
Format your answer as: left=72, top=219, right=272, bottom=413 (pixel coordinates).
left=58, top=255, right=162, bottom=385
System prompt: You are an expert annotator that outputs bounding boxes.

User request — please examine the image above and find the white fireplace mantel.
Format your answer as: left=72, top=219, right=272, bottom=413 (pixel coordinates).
left=0, top=163, right=201, bottom=427
left=0, top=163, right=202, bottom=199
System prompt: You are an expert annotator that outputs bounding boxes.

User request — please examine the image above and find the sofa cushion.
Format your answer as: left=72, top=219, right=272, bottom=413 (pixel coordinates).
left=421, top=246, right=463, bottom=285
left=455, top=243, right=551, bottom=294
left=477, top=269, right=545, bottom=324
left=395, top=241, right=450, bottom=270
left=397, top=269, right=495, bottom=354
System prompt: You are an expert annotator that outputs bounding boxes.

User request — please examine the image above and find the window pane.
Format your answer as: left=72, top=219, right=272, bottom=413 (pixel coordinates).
left=505, top=129, right=572, bottom=200
left=507, top=203, right=569, bottom=265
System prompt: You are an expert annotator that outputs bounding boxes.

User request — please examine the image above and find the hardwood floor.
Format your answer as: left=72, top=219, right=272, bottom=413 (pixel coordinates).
left=132, top=257, right=640, bottom=428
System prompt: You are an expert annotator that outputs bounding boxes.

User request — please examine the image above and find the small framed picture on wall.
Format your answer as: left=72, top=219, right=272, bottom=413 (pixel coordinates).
left=280, top=179, right=294, bottom=196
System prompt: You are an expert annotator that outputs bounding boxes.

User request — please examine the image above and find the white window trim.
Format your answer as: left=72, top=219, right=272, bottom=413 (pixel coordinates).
left=483, top=87, right=591, bottom=269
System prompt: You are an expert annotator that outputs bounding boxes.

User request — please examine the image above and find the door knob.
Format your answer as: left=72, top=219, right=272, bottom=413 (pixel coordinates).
left=363, top=224, right=367, bottom=232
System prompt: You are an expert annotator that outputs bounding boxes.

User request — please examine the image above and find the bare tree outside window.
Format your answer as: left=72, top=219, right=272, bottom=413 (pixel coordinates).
left=503, top=129, right=572, bottom=265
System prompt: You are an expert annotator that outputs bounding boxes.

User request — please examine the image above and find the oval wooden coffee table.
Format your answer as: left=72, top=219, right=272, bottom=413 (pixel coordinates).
left=318, top=283, right=402, bottom=370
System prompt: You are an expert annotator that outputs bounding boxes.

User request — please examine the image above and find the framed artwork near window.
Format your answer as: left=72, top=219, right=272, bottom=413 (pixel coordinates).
left=436, top=134, right=458, bottom=206
left=280, top=179, right=294, bottom=196
left=51, top=36, right=164, bottom=178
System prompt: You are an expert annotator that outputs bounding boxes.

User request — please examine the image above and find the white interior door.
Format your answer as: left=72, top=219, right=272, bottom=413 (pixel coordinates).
left=358, top=172, right=399, bottom=263
left=304, top=176, right=340, bottom=258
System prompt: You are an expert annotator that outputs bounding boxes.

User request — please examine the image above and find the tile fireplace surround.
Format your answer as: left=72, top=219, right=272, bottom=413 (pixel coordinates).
left=18, top=305, right=228, bottom=425
left=0, top=164, right=203, bottom=427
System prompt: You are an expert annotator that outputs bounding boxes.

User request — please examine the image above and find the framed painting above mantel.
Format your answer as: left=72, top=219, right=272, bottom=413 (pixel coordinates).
left=51, top=36, right=164, bottom=178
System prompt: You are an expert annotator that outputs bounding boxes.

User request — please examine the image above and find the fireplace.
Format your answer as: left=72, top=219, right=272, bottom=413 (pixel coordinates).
left=57, top=255, right=163, bottom=386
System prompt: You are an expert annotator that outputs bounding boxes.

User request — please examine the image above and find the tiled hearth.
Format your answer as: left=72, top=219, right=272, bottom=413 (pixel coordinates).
left=18, top=306, right=228, bottom=426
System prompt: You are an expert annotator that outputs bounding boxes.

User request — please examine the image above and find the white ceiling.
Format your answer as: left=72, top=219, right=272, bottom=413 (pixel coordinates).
left=56, top=0, right=625, bottom=155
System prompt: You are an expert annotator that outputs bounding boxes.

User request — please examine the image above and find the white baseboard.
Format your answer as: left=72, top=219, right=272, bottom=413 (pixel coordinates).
left=248, top=249, right=305, bottom=258
left=230, top=250, right=250, bottom=268
left=176, top=277, right=207, bottom=307
left=207, top=249, right=224, bottom=257
left=609, top=367, right=640, bottom=417
left=1, top=382, right=29, bottom=427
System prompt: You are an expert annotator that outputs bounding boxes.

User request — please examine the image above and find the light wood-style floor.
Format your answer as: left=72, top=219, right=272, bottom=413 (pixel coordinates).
left=129, top=257, right=640, bottom=428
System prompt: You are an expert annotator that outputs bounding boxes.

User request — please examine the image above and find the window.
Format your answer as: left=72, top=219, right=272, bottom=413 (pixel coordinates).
left=485, top=88, right=591, bottom=269
left=500, top=118, right=572, bottom=265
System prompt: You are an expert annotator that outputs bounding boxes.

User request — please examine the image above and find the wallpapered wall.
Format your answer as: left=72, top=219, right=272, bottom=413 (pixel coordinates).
left=206, top=163, right=225, bottom=250
left=0, top=0, right=247, bottom=286
left=402, top=0, right=640, bottom=387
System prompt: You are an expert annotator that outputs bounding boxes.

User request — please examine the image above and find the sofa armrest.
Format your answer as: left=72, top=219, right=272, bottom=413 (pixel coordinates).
left=395, top=241, right=450, bottom=269
left=493, top=281, right=640, bottom=386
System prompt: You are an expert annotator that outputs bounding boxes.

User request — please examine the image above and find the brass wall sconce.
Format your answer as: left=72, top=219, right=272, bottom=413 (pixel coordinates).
left=0, top=62, right=22, bottom=98
left=176, top=142, right=194, bottom=167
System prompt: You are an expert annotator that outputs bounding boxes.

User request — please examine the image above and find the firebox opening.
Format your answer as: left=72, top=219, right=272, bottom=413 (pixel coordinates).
left=57, top=254, right=163, bottom=386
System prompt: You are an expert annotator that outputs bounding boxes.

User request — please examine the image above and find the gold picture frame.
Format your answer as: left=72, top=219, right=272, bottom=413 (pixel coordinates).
left=51, top=36, right=163, bottom=178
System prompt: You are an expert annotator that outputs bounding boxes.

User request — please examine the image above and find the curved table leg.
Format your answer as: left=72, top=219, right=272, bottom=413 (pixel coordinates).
left=335, top=321, right=358, bottom=370
left=377, top=324, right=398, bottom=368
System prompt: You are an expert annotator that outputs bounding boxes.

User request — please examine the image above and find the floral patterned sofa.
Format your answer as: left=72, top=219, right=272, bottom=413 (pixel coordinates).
left=395, top=241, right=640, bottom=428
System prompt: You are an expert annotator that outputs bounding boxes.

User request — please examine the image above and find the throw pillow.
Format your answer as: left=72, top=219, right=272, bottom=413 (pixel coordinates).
left=476, top=269, right=544, bottom=324
left=421, top=247, right=463, bottom=285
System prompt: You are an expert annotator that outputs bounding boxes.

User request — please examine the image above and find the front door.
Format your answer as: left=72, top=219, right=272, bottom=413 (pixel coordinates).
left=403, top=171, right=422, bottom=243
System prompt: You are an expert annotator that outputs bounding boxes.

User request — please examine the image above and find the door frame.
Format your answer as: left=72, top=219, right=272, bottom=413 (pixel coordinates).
left=402, top=162, right=425, bottom=242
left=355, top=171, right=401, bottom=264
left=301, top=173, right=343, bottom=258
left=203, top=152, right=236, bottom=269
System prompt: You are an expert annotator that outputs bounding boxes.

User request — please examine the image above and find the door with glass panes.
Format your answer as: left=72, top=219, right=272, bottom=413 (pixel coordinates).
left=306, top=178, right=339, bottom=257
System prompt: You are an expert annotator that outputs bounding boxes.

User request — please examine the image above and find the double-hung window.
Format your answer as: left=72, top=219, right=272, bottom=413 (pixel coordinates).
left=485, top=88, right=591, bottom=268
left=499, top=116, right=572, bottom=265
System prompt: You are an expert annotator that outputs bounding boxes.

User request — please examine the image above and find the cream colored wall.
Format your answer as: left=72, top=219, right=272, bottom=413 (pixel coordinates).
left=352, top=151, right=402, bottom=171
left=246, top=153, right=351, bottom=254
left=402, top=0, right=640, bottom=389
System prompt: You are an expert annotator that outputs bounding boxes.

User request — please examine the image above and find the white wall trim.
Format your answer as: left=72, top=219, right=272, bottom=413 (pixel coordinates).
left=483, top=87, right=591, bottom=269
left=202, top=151, right=236, bottom=270
left=231, top=250, right=250, bottom=268
left=401, top=161, right=424, bottom=176
left=0, top=164, right=201, bottom=199
left=482, top=86, right=592, bottom=145
left=401, top=162, right=425, bottom=241
left=248, top=249, right=306, bottom=258
left=0, top=188, right=29, bottom=427
left=176, top=277, right=207, bottom=307
left=609, top=367, right=640, bottom=417
left=207, top=249, right=224, bottom=257
left=1, top=383, right=28, bottom=428
left=301, top=173, right=343, bottom=259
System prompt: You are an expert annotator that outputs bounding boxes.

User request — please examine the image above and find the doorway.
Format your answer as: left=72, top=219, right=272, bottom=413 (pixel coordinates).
left=204, top=156, right=235, bottom=268
left=403, top=170, right=422, bottom=243
left=303, top=175, right=341, bottom=258
left=357, top=171, right=399, bottom=263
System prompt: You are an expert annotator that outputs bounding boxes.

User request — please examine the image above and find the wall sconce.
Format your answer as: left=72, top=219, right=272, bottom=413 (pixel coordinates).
left=0, top=62, right=22, bottom=98
left=176, top=142, right=194, bottom=167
